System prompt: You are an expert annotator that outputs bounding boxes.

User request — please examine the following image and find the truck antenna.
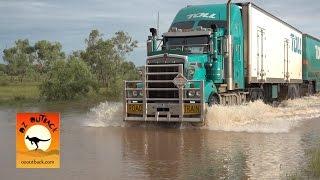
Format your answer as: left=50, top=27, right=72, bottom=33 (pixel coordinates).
left=157, top=11, right=160, bottom=38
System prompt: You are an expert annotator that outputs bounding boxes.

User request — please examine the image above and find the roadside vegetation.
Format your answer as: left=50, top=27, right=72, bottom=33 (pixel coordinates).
left=0, top=29, right=140, bottom=104
left=285, top=139, right=320, bottom=179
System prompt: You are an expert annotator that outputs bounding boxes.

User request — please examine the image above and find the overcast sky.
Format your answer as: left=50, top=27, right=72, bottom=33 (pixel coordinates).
left=1, top=0, right=319, bottom=65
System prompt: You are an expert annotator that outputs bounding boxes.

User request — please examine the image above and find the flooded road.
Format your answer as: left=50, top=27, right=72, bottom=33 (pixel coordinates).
left=0, top=96, right=320, bottom=179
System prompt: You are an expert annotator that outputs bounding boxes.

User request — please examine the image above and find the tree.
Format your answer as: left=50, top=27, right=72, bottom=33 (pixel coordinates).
left=3, top=39, right=34, bottom=82
left=34, top=40, right=65, bottom=73
left=105, top=61, right=140, bottom=99
left=85, top=29, right=102, bottom=48
left=80, top=29, right=140, bottom=99
left=82, top=30, right=116, bottom=85
left=0, top=64, right=6, bottom=74
left=39, top=57, right=98, bottom=100
left=111, top=31, right=138, bottom=58
left=81, top=29, right=139, bottom=87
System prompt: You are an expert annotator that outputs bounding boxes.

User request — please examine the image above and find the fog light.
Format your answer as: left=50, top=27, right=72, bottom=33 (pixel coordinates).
left=196, top=90, right=201, bottom=98
left=188, top=90, right=195, bottom=98
left=132, top=90, right=138, bottom=97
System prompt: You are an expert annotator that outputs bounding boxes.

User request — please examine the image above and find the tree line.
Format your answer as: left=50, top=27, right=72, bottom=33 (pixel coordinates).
left=1, top=29, right=140, bottom=100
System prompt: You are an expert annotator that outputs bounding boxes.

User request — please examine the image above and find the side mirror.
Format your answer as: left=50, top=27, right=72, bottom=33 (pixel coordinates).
left=210, top=24, right=218, bottom=32
left=149, top=28, right=157, bottom=37
left=147, top=39, right=152, bottom=55
left=148, top=28, right=161, bottom=54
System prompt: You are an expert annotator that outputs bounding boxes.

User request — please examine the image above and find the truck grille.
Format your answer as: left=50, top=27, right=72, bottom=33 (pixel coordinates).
left=146, top=56, right=185, bottom=100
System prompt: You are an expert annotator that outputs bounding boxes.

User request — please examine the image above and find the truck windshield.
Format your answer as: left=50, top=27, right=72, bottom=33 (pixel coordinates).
left=198, top=20, right=227, bottom=29
left=164, top=36, right=209, bottom=54
left=171, top=21, right=195, bottom=29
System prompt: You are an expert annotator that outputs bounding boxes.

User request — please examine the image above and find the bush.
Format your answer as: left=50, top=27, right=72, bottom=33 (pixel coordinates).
left=0, top=79, right=9, bottom=86
left=39, top=58, right=98, bottom=100
left=13, top=95, right=26, bottom=101
left=104, top=61, right=140, bottom=100
left=105, top=76, right=123, bottom=100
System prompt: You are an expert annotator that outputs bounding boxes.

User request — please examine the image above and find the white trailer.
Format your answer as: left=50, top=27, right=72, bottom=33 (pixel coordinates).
left=241, top=3, right=303, bottom=84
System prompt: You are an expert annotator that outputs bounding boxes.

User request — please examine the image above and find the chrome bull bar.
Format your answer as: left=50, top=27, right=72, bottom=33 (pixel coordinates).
left=123, top=64, right=205, bottom=122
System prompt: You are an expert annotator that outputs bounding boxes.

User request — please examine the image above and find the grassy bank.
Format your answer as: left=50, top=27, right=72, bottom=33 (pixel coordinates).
left=0, top=82, right=40, bottom=102
left=285, top=140, right=320, bottom=179
left=0, top=81, right=109, bottom=106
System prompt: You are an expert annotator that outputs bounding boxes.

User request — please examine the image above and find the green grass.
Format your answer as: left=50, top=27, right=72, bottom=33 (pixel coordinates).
left=0, top=82, right=40, bottom=102
left=0, top=77, right=110, bottom=105
left=284, top=143, right=320, bottom=179
left=307, top=148, right=320, bottom=177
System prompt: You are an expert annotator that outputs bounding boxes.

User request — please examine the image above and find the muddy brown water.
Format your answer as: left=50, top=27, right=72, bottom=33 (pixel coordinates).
left=0, top=96, right=320, bottom=179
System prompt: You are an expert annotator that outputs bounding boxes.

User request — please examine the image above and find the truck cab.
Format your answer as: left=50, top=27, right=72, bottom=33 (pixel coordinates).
left=124, top=3, right=246, bottom=122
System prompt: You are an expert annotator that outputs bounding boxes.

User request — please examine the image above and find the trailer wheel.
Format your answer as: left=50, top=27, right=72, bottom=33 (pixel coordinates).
left=288, top=84, right=300, bottom=99
left=257, top=91, right=264, bottom=100
left=250, top=90, right=263, bottom=101
left=250, top=91, right=257, bottom=101
left=208, top=93, right=220, bottom=107
left=308, top=82, right=315, bottom=96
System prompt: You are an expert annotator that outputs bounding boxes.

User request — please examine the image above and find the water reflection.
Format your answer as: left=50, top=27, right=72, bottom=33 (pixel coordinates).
left=122, top=128, right=185, bottom=179
left=120, top=126, right=318, bottom=179
left=121, top=128, right=247, bottom=179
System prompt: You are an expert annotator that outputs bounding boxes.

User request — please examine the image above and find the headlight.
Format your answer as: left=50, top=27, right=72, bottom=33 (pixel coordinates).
left=188, top=90, right=195, bottom=98
left=132, top=90, right=138, bottom=97
left=196, top=90, right=201, bottom=98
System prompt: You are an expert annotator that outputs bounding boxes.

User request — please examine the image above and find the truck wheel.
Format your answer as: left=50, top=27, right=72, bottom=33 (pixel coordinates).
left=308, top=82, right=315, bottom=96
left=250, top=91, right=258, bottom=101
left=208, top=94, right=220, bottom=107
left=288, top=85, right=300, bottom=99
left=257, top=91, right=264, bottom=100
left=288, top=86, right=293, bottom=99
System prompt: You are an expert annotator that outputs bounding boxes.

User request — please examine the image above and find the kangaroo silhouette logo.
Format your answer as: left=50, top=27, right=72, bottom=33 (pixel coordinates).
left=24, top=124, right=52, bottom=151
left=16, top=113, right=60, bottom=168
left=25, top=136, right=51, bottom=150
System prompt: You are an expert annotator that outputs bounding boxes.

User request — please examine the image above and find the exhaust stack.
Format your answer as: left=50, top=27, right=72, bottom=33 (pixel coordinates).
left=226, top=0, right=234, bottom=90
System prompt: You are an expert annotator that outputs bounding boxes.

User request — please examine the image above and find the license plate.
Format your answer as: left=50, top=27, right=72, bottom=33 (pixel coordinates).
left=127, top=104, right=143, bottom=115
left=184, top=104, right=201, bottom=115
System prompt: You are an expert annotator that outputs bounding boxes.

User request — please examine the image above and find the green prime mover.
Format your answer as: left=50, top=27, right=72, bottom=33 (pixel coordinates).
left=303, top=34, right=320, bottom=92
left=124, top=2, right=320, bottom=123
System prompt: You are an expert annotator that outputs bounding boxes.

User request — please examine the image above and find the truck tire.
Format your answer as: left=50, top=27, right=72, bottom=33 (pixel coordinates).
left=308, top=82, right=315, bottom=96
left=288, top=84, right=300, bottom=99
left=258, top=91, right=264, bottom=100
left=249, top=89, right=263, bottom=101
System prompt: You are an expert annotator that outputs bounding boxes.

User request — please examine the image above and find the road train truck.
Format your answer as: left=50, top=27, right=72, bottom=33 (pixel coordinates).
left=123, top=1, right=320, bottom=123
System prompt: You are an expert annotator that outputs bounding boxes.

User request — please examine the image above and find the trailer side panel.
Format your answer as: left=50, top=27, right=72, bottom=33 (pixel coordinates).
left=241, top=3, right=303, bottom=84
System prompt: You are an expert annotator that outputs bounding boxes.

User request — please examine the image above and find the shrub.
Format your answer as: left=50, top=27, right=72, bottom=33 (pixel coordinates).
left=13, top=95, right=26, bottom=101
left=39, top=58, right=98, bottom=100
left=0, top=79, right=9, bottom=86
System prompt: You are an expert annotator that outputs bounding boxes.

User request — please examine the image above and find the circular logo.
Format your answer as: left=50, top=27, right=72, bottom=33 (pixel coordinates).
left=24, top=125, right=52, bottom=151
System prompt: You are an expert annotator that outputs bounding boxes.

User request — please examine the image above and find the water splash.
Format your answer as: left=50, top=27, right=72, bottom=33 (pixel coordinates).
left=205, top=95, right=320, bottom=133
left=83, top=101, right=124, bottom=127
left=83, top=95, right=320, bottom=133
